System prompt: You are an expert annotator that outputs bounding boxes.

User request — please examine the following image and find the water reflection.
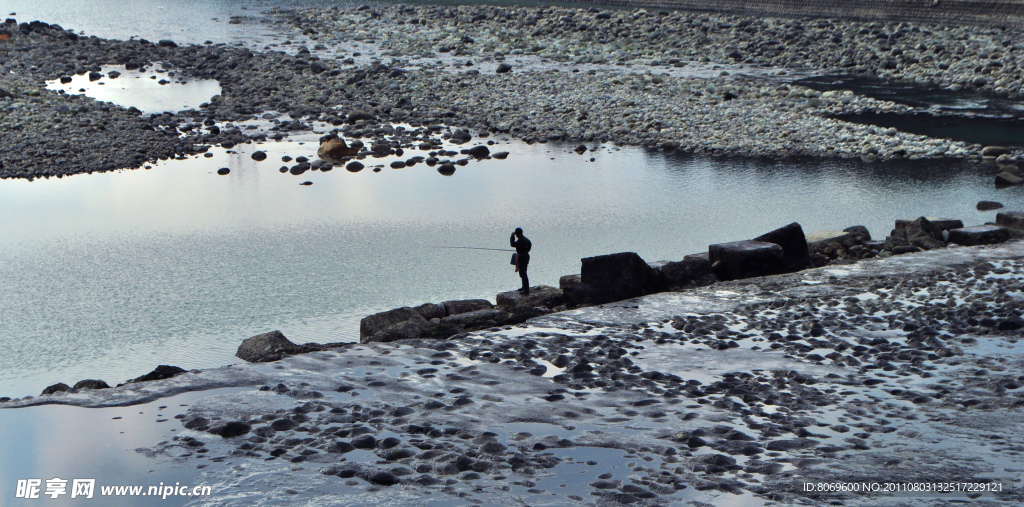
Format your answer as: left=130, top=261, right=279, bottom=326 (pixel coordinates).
left=0, top=389, right=231, bottom=506
left=1, top=138, right=1021, bottom=397
left=45, top=65, right=221, bottom=114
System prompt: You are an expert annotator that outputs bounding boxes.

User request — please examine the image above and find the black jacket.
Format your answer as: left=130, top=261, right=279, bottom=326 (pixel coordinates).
left=511, top=234, right=531, bottom=263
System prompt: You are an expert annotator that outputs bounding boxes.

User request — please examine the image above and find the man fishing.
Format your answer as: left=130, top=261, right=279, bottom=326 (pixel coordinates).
left=510, top=228, right=532, bottom=295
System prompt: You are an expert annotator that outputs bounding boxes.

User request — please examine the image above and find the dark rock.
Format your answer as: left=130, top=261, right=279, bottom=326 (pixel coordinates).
left=806, top=230, right=857, bottom=254
left=998, top=318, right=1024, bottom=331
left=72, top=379, right=110, bottom=390
left=451, top=129, right=472, bottom=142
left=320, top=138, right=360, bottom=159
left=346, top=161, right=365, bottom=172
left=765, top=439, right=817, bottom=451
left=696, top=454, right=737, bottom=466
left=708, top=240, right=785, bottom=281
left=496, top=285, right=563, bottom=309
left=251, top=151, right=267, bottom=161
left=466, top=145, right=490, bottom=158
left=842, top=225, right=872, bottom=242
left=41, top=383, right=70, bottom=395
left=996, top=171, right=1023, bottom=187
left=492, top=151, right=509, bottom=159
left=982, top=146, right=1012, bottom=157
left=365, top=470, right=399, bottom=486
left=649, top=255, right=717, bottom=291
left=217, top=167, right=230, bottom=175
left=236, top=330, right=316, bottom=362
left=580, top=252, right=657, bottom=304
left=441, top=308, right=511, bottom=330
left=496, top=63, right=512, bottom=74
left=977, top=201, right=1004, bottom=211
left=437, top=163, right=456, bottom=176
left=88, top=71, right=102, bottom=81
left=902, top=217, right=951, bottom=250
left=754, top=222, right=811, bottom=272
left=948, top=225, right=1010, bottom=246
left=360, top=307, right=429, bottom=343
left=559, top=274, right=582, bottom=290
left=212, top=421, right=251, bottom=438
left=328, top=441, right=356, bottom=454
left=352, top=435, right=377, bottom=449
left=183, top=417, right=210, bottom=430
left=442, top=299, right=493, bottom=315
left=130, top=365, right=187, bottom=383
left=390, top=161, right=407, bottom=169
left=157, top=39, right=178, bottom=48
left=997, top=211, right=1024, bottom=230
left=271, top=418, right=298, bottom=431
left=413, top=302, right=446, bottom=320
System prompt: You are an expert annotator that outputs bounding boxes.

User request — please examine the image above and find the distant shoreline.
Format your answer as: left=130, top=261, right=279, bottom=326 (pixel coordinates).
left=560, top=0, right=1024, bottom=28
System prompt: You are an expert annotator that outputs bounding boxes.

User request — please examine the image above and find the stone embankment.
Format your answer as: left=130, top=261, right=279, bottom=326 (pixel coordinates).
left=353, top=213, right=1024, bottom=346
left=4, top=3, right=1024, bottom=178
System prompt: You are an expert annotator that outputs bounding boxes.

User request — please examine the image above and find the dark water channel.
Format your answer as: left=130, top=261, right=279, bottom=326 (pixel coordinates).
left=797, top=75, right=1024, bottom=147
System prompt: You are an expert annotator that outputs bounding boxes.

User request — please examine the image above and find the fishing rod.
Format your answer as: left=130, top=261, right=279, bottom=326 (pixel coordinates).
left=430, top=246, right=515, bottom=252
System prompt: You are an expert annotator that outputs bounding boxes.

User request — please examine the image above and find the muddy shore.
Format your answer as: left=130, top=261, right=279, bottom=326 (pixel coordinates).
left=2, top=4, right=1024, bottom=179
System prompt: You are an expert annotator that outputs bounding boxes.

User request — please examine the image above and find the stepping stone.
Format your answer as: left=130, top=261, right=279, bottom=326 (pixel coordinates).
left=708, top=240, right=784, bottom=282
left=894, top=218, right=964, bottom=231
left=948, top=225, right=1010, bottom=246
left=754, top=222, right=811, bottom=272
left=996, top=211, right=1024, bottom=231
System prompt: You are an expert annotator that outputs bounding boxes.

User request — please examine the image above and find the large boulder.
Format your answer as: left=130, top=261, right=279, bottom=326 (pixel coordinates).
left=995, top=172, right=1023, bottom=187
left=649, top=255, right=716, bottom=291
left=982, top=146, right=1012, bottom=157
left=895, top=217, right=964, bottom=232
left=753, top=222, right=810, bottom=273
left=902, top=217, right=950, bottom=250
left=41, top=383, right=70, bottom=395
left=73, top=379, right=110, bottom=390
left=805, top=230, right=857, bottom=254
left=413, top=302, right=446, bottom=321
left=318, top=138, right=359, bottom=159
left=580, top=252, right=657, bottom=304
left=442, top=299, right=493, bottom=316
left=496, top=285, right=564, bottom=309
left=130, top=365, right=187, bottom=383
left=559, top=274, right=581, bottom=290
left=842, top=225, right=871, bottom=243
left=360, top=307, right=429, bottom=343
left=708, top=240, right=785, bottom=281
left=997, top=211, right=1024, bottom=230
left=948, top=225, right=1010, bottom=246
left=441, top=308, right=511, bottom=330
left=236, top=330, right=316, bottom=363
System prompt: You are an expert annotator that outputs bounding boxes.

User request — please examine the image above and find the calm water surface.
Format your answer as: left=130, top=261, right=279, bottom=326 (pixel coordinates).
left=2, top=134, right=1020, bottom=397
left=3, top=0, right=1023, bottom=398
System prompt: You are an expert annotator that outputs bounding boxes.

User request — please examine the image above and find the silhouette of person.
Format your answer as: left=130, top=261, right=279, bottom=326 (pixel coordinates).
left=510, top=228, right=532, bottom=295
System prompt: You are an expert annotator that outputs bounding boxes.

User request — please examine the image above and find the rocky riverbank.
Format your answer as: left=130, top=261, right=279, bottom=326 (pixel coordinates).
left=5, top=240, right=1024, bottom=505
left=4, top=4, right=1024, bottom=179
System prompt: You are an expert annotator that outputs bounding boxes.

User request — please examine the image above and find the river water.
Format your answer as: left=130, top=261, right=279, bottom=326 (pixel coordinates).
left=2, top=0, right=1023, bottom=397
